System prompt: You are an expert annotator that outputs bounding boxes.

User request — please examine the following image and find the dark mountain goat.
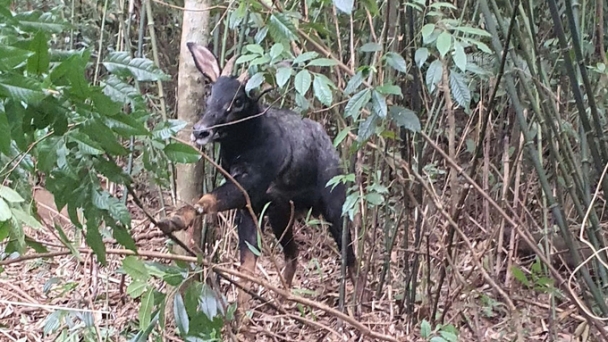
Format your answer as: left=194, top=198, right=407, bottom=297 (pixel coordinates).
left=157, top=42, right=357, bottom=306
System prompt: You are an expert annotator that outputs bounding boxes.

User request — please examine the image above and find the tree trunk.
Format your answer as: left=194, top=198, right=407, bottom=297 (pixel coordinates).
left=174, top=0, right=210, bottom=254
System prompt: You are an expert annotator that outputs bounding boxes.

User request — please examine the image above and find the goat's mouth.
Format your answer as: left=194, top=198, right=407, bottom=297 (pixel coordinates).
left=190, top=129, right=219, bottom=146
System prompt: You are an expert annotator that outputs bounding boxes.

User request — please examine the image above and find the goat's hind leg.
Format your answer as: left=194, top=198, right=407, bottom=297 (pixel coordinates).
left=267, top=202, right=298, bottom=288
left=235, top=209, right=259, bottom=311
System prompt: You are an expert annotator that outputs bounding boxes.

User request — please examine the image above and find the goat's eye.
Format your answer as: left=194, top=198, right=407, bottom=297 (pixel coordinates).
left=233, top=98, right=243, bottom=109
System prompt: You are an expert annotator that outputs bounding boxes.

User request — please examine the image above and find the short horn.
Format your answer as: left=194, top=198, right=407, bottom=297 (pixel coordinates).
left=237, top=69, right=250, bottom=84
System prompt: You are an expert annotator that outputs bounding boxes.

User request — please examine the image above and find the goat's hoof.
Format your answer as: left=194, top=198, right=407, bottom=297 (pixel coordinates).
left=156, top=216, right=186, bottom=234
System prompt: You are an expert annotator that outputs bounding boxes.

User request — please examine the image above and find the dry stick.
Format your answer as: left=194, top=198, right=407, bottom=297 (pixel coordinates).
left=418, top=131, right=608, bottom=339
left=1, top=247, right=397, bottom=342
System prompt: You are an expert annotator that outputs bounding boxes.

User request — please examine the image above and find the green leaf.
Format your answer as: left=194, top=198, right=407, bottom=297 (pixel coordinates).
left=360, top=42, right=382, bottom=52
left=384, top=52, right=407, bottom=73
left=27, top=30, right=50, bottom=75
left=389, top=105, right=420, bottom=132
left=269, top=43, right=284, bottom=60
left=333, top=127, right=350, bottom=147
left=344, top=88, right=371, bottom=120
left=0, top=198, right=11, bottom=221
left=510, top=266, right=530, bottom=287
left=365, top=192, right=384, bottom=206
left=268, top=13, right=299, bottom=44
left=127, top=280, right=148, bottom=298
left=104, top=114, right=150, bottom=137
left=415, top=47, right=429, bottom=68
left=0, top=111, right=10, bottom=155
left=333, top=0, right=354, bottom=14
left=245, top=241, right=261, bottom=257
left=101, top=75, right=139, bottom=104
left=0, top=185, right=24, bottom=203
left=420, top=319, right=432, bottom=338
left=294, top=69, right=312, bottom=95
left=245, top=44, right=264, bottom=55
left=344, top=71, right=364, bottom=95
left=245, top=72, right=265, bottom=94
left=123, top=256, right=150, bottom=281
left=14, top=11, right=68, bottom=33
left=358, top=113, right=379, bottom=141
left=293, top=51, right=318, bottom=65
left=85, top=219, right=106, bottom=265
left=313, top=74, right=333, bottom=106
left=275, top=67, right=292, bottom=88
left=164, top=143, right=201, bottom=164
left=307, top=58, right=338, bottom=67
left=0, top=45, right=33, bottom=69
left=11, top=208, right=42, bottom=229
left=139, top=289, right=154, bottom=330
left=250, top=55, right=271, bottom=66
left=452, top=40, right=467, bottom=72
left=0, top=74, right=45, bottom=104
left=82, top=121, right=129, bottom=156
left=440, top=331, right=458, bottom=342
left=371, top=90, right=387, bottom=118
left=235, top=54, right=258, bottom=65
left=103, top=52, right=169, bottom=82
left=173, top=293, right=190, bottom=335
left=454, top=26, right=491, bottom=37
left=449, top=70, right=471, bottom=109
left=426, top=59, right=443, bottom=93
left=421, top=23, right=436, bottom=44
left=436, top=31, right=452, bottom=58
left=375, top=84, right=402, bottom=97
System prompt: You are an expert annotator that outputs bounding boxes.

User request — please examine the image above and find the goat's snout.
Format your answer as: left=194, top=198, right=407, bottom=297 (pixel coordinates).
left=192, top=129, right=211, bottom=140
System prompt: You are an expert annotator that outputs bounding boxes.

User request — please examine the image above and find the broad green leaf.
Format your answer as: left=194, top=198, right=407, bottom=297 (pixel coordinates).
left=454, top=26, right=491, bottom=37
left=164, top=143, right=201, bottom=164
left=0, top=185, right=24, bottom=203
left=469, top=39, right=492, bottom=54
left=365, top=192, right=384, bottom=205
left=269, top=43, right=284, bottom=59
left=90, top=91, right=121, bottom=117
left=415, top=47, right=429, bottom=68
left=123, top=256, right=150, bottom=281
left=425, top=59, right=443, bottom=93
left=11, top=208, right=42, bottom=230
left=0, top=112, right=9, bottom=154
left=436, top=31, right=452, bottom=58
left=420, top=319, right=432, bottom=338
left=235, top=54, right=258, bottom=65
left=275, top=67, right=292, bottom=88
left=268, top=13, right=299, bottom=44
left=449, top=70, right=471, bottom=109
left=14, top=11, right=68, bottom=33
left=101, top=75, right=139, bottom=104
left=83, top=121, right=129, bottom=156
left=333, top=127, right=351, bottom=147
left=344, top=88, right=371, bottom=120
left=0, top=198, right=11, bottom=221
left=108, top=197, right=132, bottom=227
left=104, top=114, right=150, bottom=137
left=68, top=132, right=105, bottom=155
left=245, top=72, right=265, bottom=93
left=293, top=51, right=318, bottom=65
left=0, top=45, right=33, bottom=69
left=0, top=75, right=45, bottom=104
left=27, top=30, right=50, bottom=75
left=358, top=113, right=379, bottom=141
left=307, top=58, right=338, bottom=67
left=129, top=312, right=159, bottom=342
left=360, top=42, right=382, bottom=52
left=389, top=105, right=420, bottom=132
left=294, top=69, right=312, bottom=95
left=0, top=220, right=9, bottom=240
left=313, top=74, right=333, bottom=106
left=375, top=84, right=402, bottom=97
left=245, top=44, right=264, bottom=55
left=333, top=0, right=354, bottom=14
left=127, top=280, right=147, bottom=298
left=440, top=331, right=458, bottom=342
left=452, top=40, right=467, bottom=72
left=344, top=71, right=364, bottom=95
left=384, top=52, right=407, bottom=73
left=371, top=90, right=387, bottom=118
left=173, top=293, right=190, bottom=335
left=103, top=52, right=170, bottom=82
left=421, top=23, right=436, bottom=44
left=85, top=219, right=107, bottom=265
left=139, top=289, right=154, bottom=330
left=250, top=55, right=270, bottom=66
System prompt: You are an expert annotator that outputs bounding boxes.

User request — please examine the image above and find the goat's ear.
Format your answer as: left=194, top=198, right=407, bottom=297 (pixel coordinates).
left=220, top=55, right=237, bottom=77
left=187, top=42, right=220, bottom=82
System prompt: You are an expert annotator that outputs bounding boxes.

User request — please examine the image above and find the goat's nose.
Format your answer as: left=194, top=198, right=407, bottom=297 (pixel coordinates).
left=192, top=129, right=211, bottom=140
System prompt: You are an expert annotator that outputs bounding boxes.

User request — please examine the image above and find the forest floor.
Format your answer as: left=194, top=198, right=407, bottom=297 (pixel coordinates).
left=0, top=188, right=584, bottom=341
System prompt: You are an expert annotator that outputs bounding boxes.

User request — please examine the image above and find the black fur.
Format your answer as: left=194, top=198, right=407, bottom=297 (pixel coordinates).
left=189, top=45, right=356, bottom=283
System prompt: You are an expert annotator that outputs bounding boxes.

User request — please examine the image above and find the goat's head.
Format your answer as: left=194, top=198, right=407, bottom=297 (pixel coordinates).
left=187, top=42, right=252, bottom=146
